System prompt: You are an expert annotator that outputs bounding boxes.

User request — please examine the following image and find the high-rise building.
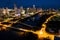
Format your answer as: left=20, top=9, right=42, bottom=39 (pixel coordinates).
left=32, top=5, right=36, bottom=13
left=14, top=4, right=18, bottom=14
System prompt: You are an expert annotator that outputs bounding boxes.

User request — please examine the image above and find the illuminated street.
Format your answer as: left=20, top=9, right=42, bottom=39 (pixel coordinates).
left=0, top=8, right=60, bottom=40
left=0, top=0, right=60, bottom=40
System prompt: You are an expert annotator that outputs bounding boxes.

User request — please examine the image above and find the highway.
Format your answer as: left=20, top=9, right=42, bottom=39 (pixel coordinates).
left=0, top=12, right=60, bottom=40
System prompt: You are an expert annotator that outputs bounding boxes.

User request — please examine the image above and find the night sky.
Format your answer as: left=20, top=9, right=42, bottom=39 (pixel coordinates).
left=0, top=0, right=60, bottom=9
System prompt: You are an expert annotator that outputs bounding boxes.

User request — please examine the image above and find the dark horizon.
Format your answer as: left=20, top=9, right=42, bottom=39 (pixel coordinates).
left=0, top=0, right=60, bottom=9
